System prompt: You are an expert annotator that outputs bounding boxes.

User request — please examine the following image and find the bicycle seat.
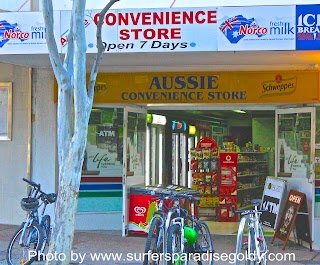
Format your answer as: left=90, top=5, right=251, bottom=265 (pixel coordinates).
left=251, top=199, right=262, bottom=206
left=189, top=196, right=200, bottom=202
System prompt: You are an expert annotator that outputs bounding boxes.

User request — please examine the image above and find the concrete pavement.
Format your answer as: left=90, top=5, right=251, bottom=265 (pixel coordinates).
left=0, top=224, right=319, bottom=264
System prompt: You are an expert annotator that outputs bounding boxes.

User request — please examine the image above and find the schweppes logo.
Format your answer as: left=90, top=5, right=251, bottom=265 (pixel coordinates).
left=94, top=82, right=108, bottom=96
left=259, top=74, right=297, bottom=98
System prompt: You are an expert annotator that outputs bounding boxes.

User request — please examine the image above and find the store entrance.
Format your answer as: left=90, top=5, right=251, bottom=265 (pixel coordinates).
left=146, top=105, right=318, bottom=239
left=147, top=106, right=277, bottom=235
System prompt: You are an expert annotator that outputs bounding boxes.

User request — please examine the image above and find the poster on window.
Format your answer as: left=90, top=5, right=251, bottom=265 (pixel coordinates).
left=85, top=108, right=123, bottom=176
left=0, top=82, right=12, bottom=140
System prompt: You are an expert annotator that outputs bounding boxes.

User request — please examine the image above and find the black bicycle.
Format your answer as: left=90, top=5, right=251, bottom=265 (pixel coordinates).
left=6, top=178, right=57, bottom=265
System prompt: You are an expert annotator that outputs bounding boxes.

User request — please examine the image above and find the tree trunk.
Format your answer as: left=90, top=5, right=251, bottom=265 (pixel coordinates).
left=42, top=0, right=120, bottom=264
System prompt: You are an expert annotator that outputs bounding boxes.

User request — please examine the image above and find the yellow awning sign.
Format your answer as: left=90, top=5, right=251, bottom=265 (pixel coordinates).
left=54, top=71, right=320, bottom=104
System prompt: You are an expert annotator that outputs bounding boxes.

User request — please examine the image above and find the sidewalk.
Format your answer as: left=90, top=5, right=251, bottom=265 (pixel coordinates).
left=0, top=224, right=319, bottom=264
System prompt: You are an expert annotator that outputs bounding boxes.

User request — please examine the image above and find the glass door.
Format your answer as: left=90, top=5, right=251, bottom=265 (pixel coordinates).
left=172, top=132, right=188, bottom=187
left=276, top=107, right=315, bottom=240
left=122, top=106, right=147, bottom=236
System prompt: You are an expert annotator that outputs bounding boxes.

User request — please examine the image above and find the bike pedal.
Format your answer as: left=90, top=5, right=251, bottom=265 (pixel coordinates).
left=242, top=237, right=248, bottom=250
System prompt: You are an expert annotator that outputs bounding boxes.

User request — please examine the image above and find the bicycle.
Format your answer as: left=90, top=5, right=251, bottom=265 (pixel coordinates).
left=143, top=189, right=188, bottom=265
left=6, top=178, right=57, bottom=265
left=165, top=192, right=214, bottom=265
left=233, top=199, right=268, bottom=265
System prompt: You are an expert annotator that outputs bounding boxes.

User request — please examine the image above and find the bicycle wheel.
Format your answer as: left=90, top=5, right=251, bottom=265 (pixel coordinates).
left=247, top=228, right=258, bottom=265
left=143, top=216, right=162, bottom=265
left=166, top=224, right=188, bottom=265
left=7, top=223, right=44, bottom=265
left=235, top=228, right=252, bottom=265
left=194, top=221, right=213, bottom=265
left=256, top=223, right=268, bottom=265
left=40, top=215, right=51, bottom=254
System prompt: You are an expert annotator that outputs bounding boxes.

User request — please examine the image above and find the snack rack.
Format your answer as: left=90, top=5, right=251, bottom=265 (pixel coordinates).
left=190, top=137, right=220, bottom=219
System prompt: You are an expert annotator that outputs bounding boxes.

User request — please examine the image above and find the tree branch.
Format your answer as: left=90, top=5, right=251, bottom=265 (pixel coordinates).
left=88, top=0, right=120, bottom=103
left=42, top=0, right=73, bottom=164
left=73, top=0, right=89, bottom=134
left=63, top=4, right=75, bottom=79
left=42, top=0, right=68, bottom=82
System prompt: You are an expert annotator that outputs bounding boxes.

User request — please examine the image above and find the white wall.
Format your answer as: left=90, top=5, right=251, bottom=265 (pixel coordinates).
left=0, top=63, right=31, bottom=224
left=0, top=66, right=57, bottom=225
left=31, top=68, right=57, bottom=220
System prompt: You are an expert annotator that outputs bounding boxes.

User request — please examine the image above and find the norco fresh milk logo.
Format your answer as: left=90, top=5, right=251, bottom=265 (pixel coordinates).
left=219, top=15, right=267, bottom=43
left=259, top=74, right=297, bottom=98
left=0, top=20, right=28, bottom=47
left=0, top=20, right=46, bottom=48
left=134, top=206, right=146, bottom=216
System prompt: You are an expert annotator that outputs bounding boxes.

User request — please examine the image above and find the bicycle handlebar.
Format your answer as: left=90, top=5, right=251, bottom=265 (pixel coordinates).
left=23, top=178, right=41, bottom=190
left=23, top=178, right=56, bottom=204
left=231, top=204, right=268, bottom=216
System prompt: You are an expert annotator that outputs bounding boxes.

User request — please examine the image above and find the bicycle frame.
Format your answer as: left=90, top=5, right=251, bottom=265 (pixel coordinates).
left=235, top=202, right=268, bottom=265
left=170, top=217, right=186, bottom=256
left=19, top=184, right=49, bottom=247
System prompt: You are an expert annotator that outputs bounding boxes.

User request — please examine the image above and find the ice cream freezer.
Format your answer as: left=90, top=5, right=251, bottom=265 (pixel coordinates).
left=128, top=184, right=198, bottom=234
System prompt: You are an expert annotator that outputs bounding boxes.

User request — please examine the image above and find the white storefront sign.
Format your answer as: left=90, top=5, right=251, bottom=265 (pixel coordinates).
left=0, top=12, right=60, bottom=54
left=60, top=7, right=218, bottom=53
left=261, top=176, right=287, bottom=229
left=217, top=5, right=296, bottom=51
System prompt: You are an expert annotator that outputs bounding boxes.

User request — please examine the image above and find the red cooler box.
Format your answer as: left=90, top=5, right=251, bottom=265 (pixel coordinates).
left=128, top=186, right=169, bottom=235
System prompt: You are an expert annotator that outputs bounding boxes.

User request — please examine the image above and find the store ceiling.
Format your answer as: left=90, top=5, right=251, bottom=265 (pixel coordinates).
left=149, top=109, right=276, bottom=124
left=0, top=50, right=317, bottom=123
left=1, top=50, right=320, bottom=72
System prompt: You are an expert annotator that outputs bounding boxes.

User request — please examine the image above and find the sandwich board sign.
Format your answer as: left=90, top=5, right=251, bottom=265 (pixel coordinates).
left=260, top=176, right=286, bottom=229
left=271, top=189, right=312, bottom=250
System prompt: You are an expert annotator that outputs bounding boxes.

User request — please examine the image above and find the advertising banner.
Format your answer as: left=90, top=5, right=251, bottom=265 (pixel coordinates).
left=0, top=12, right=60, bottom=54
left=60, top=7, right=218, bottom=53
left=261, top=176, right=286, bottom=229
left=62, top=71, right=319, bottom=104
left=217, top=6, right=296, bottom=51
left=296, top=5, right=320, bottom=50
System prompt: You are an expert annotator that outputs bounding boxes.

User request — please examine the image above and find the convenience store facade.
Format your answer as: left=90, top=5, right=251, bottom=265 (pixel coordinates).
left=1, top=4, right=320, bottom=250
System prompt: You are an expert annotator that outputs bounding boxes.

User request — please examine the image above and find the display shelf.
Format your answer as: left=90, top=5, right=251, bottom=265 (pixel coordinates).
left=238, top=173, right=260, bottom=177
left=238, top=161, right=267, bottom=163
left=238, top=186, right=264, bottom=191
left=190, top=137, right=219, bottom=219
left=237, top=151, right=268, bottom=210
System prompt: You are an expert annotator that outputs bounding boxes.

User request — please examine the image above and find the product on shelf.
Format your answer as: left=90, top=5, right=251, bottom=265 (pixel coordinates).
left=237, top=151, right=269, bottom=210
left=190, top=137, right=219, bottom=219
